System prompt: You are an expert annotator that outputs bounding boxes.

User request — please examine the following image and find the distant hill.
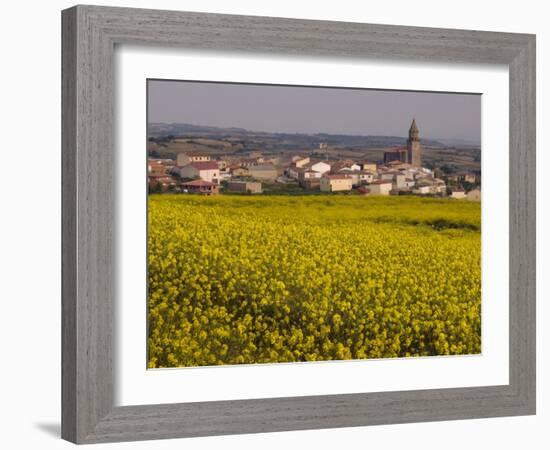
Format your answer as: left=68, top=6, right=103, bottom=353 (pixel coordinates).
left=147, top=122, right=450, bottom=149
left=431, top=138, right=481, bottom=148
left=149, top=122, right=248, bottom=135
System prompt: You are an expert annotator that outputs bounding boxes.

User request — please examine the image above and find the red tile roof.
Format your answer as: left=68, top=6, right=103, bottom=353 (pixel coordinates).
left=191, top=161, right=219, bottom=170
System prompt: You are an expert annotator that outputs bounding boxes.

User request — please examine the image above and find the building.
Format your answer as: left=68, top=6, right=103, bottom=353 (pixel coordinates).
left=148, top=159, right=166, bottom=175
left=320, top=174, right=353, bottom=192
left=285, top=164, right=300, bottom=180
left=383, top=118, right=422, bottom=166
left=357, top=171, right=375, bottom=184
left=380, top=172, right=397, bottom=181
left=301, top=178, right=321, bottom=190
left=386, top=160, right=412, bottom=170
left=450, top=188, right=466, bottom=199
left=407, top=118, right=422, bottom=167
left=368, top=180, right=393, bottom=195
left=176, top=152, right=211, bottom=166
left=248, top=164, right=278, bottom=181
left=298, top=169, right=321, bottom=181
left=226, top=181, right=262, bottom=194
left=176, top=161, right=220, bottom=183
left=182, top=179, right=219, bottom=195
left=453, top=172, right=477, bottom=184
left=239, top=157, right=262, bottom=167
left=333, top=161, right=361, bottom=172
left=414, top=170, right=432, bottom=180
left=148, top=158, right=175, bottom=175
left=216, top=160, right=229, bottom=170
left=394, top=173, right=406, bottom=189
left=413, top=185, right=431, bottom=195
left=230, top=166, right=249, bottom=177
left=265, top=155, right=281, bottom=166
left=338, top=169, right=361, bottom=187
left=148, top=175, right=176, bottom=192
left=432, top=179, right=447, bottom=194
left=467, top=188, right=481, bottom=201
left=292, top=156, right=310, bottom=168
left=309, top=161, right=331, bottom=174
left=218, top=171, right=232, bottom=182
left=359, top=161, right=377, bottom=172
left=298, top=169, right=321, bottom=188
left=411, top=178, right=443, bottom=195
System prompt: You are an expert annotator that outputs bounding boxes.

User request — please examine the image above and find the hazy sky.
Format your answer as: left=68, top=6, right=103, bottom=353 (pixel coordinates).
left=148, top=79, right=481, bottom=143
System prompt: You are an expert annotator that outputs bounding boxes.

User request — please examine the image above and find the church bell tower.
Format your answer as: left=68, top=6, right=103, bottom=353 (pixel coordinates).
left=407, top=118, right=422, bottom=167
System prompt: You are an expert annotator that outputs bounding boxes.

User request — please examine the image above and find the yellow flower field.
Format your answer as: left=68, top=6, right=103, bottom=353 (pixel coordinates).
left=147, top=195, right=481, bottom=368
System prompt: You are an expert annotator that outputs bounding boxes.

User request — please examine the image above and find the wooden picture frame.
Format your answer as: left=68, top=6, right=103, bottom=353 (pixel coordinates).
left=61, top=5, right=536, bottom=444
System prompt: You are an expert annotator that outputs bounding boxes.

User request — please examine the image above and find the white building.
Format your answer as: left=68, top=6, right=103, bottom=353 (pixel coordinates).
left=431, top=180, right=447, bottom=194
left=176, top=161, right=220, bottom=183
left=309, top=161, right=331, bottom=174
left=413, top=185, right=430, bottom=195
left=342, top=163, right=361, bottom=172
left=286, top=164, right=300, bottom=180
left=301, top=170, right=321, bottom=179
left=358, top=171, right=375, bottom=184
left=218, top=171, right=232, bottom=181
left=450, top=189, right=466, bottom=199
left=395, top=174, right=407, bottom=189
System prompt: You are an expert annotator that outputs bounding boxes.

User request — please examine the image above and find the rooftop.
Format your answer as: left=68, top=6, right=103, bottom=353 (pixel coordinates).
left=370, top=180, right=393, bottom=185
left=180, top=151, right=210, bottom=157
left=190, top=161, right=219, bottom=170
left=324, top=174, right=351, bottom=180
left=249, top=164, right=277, bottom=171
left=182, top=179, right=217, bottom=187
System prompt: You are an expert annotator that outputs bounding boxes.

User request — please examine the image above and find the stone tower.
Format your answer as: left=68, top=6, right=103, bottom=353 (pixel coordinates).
left=406, top=118, right=422, bottom=167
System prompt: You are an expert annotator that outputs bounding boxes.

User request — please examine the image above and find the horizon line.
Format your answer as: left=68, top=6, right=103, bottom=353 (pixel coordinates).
left=148, top=121, right=482, bottom=145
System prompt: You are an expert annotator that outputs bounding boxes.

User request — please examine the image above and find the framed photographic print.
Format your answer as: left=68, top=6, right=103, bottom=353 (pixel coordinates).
left=61, top=5, right=536, bottom=444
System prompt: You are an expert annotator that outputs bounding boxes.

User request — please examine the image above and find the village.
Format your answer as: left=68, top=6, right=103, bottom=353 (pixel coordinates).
left=147, top=119, right=481, bottom=200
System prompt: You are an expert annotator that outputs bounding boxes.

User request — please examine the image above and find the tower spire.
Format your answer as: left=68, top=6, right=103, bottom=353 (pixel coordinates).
left=406, top=118, right=421, bottom=167
left=409, top=117, right=419, bottom=140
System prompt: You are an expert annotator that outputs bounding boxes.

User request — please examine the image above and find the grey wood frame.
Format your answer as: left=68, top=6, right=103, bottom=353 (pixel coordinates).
left=62, top=4, right=536, bottom=444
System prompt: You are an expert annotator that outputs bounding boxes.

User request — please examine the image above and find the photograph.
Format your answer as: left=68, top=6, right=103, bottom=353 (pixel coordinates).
left=1, top=0, right=542, bottom=447
left=146, top=80, right=482, bottom=369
